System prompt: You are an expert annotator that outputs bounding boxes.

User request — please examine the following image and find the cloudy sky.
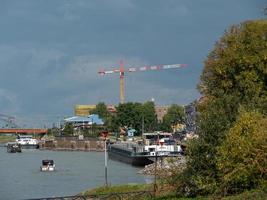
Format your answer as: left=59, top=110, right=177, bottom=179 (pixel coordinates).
left=0, top=0, right=265, bottom=127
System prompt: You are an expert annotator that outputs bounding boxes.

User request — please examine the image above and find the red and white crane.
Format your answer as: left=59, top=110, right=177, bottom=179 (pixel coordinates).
left=98, top=61, right=187, bottom=104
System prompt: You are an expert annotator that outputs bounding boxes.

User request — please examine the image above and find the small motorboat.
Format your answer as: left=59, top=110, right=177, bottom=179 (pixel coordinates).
left=6, top=142, right=22, bottom=153
left=40, top=159, right=55, bottom=172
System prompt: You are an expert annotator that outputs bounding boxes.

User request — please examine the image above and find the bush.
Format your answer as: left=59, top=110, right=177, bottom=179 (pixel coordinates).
left=216, top=111, right=267, bottom=195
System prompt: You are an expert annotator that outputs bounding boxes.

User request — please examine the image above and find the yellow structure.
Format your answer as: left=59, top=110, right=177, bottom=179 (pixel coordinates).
left=171, top=123, right=186, bottom=133
left=74, top=105, right=96, bottom=116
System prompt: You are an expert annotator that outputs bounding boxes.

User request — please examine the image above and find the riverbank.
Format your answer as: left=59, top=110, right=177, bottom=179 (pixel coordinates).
left=81, top=184, right=267, bottom=200
left=0, top=135, right=16, bottom=144
left=138, top=155, right=186, bottom=175
left=40, top=136, right=105, bottom=151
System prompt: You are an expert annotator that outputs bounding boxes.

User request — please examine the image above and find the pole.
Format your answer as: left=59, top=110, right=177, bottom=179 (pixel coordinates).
left=154, top=138, right=158, bottom=197
left=142, top=115, right=144, bottom=138
left=91, top=118, right=93, bottom=135
left=104, top=139, right=108, bottom=187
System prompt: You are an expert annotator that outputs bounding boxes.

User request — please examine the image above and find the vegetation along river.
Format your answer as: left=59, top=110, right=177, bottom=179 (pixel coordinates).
left=0, top=147, right=151, bottom=200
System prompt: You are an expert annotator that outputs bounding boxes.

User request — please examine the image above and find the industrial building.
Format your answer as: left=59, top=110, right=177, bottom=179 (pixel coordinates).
left=64, top=114, right=104, bottom=128
left=155, top=105, right=169, bottom=122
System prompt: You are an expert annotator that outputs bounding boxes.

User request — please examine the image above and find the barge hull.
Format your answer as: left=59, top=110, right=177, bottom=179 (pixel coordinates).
left=108, top=149, right=153, bottom=167
left=20, top=144, right=39, bottom=149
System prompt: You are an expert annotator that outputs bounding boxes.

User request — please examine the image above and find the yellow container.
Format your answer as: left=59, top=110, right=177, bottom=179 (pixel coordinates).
left=74, top=105, right=96, bottom=116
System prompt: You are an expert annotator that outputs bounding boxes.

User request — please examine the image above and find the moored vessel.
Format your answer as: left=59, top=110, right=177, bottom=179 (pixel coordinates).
left=16, top=135, right=39, bottom=149
left=108, top=132, right=183, bottom=166
left=108, top=142, right=153, bottom=166
left=6, top=142, right=22, bottom=153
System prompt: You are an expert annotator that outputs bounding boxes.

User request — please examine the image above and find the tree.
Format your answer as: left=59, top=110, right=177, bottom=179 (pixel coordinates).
left=217, top=111, right=267, bottom=195
left=160, top=104, right=185, bottom=132
left=142, top=101, right=158, bottom=132
left=115, top=102, right=143, bottom=134
left=111, top=101, right=158, bottom=135
left=91, top=102, right=110, bottom=122
left=199, top=20, right=267, bottom=110
left=177, top=20, right=267, bottom=196
left=91, top=102, right=114, bottom=132
left=179, top=96, right=238, bottom=196
left=62, top=123, right=74, bottom=135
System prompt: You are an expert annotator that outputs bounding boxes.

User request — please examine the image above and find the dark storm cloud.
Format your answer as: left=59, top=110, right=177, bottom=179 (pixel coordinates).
left=0, top=0, right=265, bottom=127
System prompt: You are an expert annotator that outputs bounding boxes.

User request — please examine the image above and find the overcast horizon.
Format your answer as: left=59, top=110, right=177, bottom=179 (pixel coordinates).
left=0, top=0, right=265, bottom=128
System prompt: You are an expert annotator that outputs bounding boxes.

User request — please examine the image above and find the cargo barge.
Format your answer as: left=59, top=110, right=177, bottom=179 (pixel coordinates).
left=108, top=143, right=153, bottom=166
left=108, top=132, right=183, bottom=166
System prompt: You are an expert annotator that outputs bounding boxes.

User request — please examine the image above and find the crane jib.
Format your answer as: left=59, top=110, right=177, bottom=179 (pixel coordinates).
left=98, top=62, right=187, bottom=104
left=99, top=63, right=186, bottom=75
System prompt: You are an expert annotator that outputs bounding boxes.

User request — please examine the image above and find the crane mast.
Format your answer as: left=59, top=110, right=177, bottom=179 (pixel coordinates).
left=119, top=60, right=125, bottom=104
left=98, top=61, right=186, bottom=104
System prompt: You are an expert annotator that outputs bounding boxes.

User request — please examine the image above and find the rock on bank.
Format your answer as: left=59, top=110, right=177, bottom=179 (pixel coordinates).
left=139, top=155, right=186, bottom=175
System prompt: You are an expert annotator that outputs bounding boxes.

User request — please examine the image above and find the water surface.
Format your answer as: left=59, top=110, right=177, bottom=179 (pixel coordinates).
left=0, top=147, right=151, bottom=200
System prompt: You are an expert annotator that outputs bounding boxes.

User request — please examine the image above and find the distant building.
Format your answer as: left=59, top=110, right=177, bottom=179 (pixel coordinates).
left=64, top=114, right=104, bottom=128
left=185, top=101, right=197, bottom=134
left=107, top=105, right=116, bottom=113
left=155, top=105, right=169, bottom=122
left=127, top=128, right=137, bottom=137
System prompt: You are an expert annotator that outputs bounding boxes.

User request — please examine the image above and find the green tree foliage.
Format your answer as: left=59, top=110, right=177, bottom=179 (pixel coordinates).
left=111, top=101, right=158, bottom=135
left=178, top=96, right=239, bottom=196
left=160, top=104, right=185, bottom=132
left=199, top=20, right=267, bottom=111
left=91, top=102, right=115, bottom=133
left=217, top=112, right=267, bottom=194
left=217, top=111, right=267, bottom=195
left=91, top=102, right=110, bottom=122
left=142, top=101, right=158, bottom=132
left=177, top=20, right=267, bottom=197
left=115, top=102, right=143, bottom=134
left=62, top=123, right=74, bottom=135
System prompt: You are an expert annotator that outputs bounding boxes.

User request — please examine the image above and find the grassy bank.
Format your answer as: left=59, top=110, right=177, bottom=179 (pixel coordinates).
left=81, top=184, right=267, bottom=200
left=81, top=183, right=152, bottom=196
left=0, top=135, right=16, bottom=143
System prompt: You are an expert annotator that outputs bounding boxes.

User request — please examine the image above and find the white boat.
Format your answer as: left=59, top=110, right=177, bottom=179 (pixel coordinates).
left=16, top=135, right=39, bottom=149
left=40, top=160, right=55, bottom=172
left=142, top=132, right=182, bottom=157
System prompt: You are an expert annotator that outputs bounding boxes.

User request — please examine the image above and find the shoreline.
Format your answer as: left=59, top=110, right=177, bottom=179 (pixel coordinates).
left=39, top=147, right=104, bottom=152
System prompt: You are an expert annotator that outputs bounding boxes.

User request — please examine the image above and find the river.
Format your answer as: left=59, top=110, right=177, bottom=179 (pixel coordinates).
left=0, top=147, right=151, bottom=200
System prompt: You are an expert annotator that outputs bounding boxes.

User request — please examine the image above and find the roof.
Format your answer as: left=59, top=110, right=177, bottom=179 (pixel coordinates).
left=64, top=114, right=104, bottom=125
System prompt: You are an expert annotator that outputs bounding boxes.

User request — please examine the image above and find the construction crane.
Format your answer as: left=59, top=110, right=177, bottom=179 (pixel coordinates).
left=98, top=61, right=187, bottom=104
left=0, top=113, right=18, bottom=128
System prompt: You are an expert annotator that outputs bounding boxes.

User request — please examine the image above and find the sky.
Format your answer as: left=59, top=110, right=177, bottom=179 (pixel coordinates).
left=0, top=0, right=265, bottom=128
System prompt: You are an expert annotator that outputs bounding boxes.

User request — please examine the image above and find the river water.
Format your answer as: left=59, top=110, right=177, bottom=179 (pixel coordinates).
left=0, top=147, right=151, bottom=200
